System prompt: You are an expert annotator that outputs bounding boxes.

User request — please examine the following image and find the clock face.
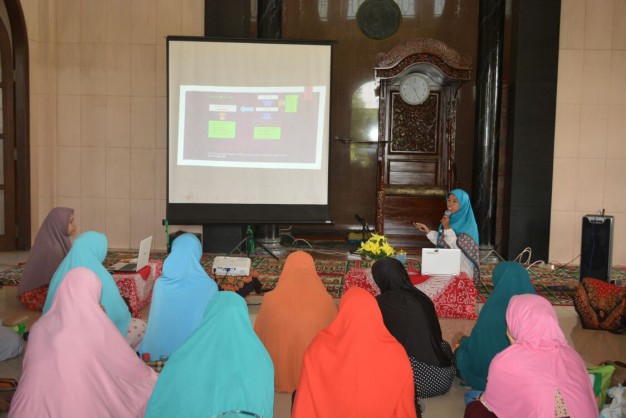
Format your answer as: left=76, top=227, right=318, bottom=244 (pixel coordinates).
left=399, top=74, right=430, bottom=105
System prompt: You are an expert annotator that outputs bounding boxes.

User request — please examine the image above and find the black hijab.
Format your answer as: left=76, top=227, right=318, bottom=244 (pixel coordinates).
left=372, top=257, right=452, bottom=367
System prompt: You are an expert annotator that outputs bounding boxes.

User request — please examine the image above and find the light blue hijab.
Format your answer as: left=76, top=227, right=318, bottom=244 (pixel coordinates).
left=43, top=231, right=131, bottom=336
left=448, top=189, right=479, bottom=243
left=139, top=233, right=218, bottom=360
left=145, top=291, right=274, bottom=418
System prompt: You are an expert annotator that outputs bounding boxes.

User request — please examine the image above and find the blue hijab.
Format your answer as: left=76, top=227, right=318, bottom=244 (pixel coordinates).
left=145, top=291, right=274, bottom=418
left=448, top=189, right=479, bottom=243
left=139, top=233, right=218, bottom=360
left=43, top=231, right=131, bottom=336
left=454, top=261, right=536, bottom=390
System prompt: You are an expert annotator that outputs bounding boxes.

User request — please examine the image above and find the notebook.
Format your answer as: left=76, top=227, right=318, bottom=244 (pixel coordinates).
left=421, top=248, right=461, bottom=276
left=108, top=236, right=153, bottom=273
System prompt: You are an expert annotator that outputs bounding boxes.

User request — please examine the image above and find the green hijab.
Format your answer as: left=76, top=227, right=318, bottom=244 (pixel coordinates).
left=454, top=261, right=536, bottom=390
left=145, top=291, right=274, bottom=418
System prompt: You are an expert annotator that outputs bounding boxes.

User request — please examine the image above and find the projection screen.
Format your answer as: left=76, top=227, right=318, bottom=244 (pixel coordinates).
left=167, top=37, right=333, bottom=224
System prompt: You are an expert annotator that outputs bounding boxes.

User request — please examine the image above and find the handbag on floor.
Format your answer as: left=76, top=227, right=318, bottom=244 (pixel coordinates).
left=574, top=277, right=626, bottom=333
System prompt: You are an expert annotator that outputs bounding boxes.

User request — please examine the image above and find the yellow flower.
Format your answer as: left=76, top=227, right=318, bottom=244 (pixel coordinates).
left=356, top=233, right=395, bottom=260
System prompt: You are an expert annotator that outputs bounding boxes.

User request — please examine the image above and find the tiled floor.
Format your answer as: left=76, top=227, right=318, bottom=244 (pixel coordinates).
left=0, top=251, right=624, bottom=417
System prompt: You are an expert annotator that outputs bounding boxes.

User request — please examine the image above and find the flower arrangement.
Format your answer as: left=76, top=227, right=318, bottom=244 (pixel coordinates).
left=356, top=233, right=395, bottom=261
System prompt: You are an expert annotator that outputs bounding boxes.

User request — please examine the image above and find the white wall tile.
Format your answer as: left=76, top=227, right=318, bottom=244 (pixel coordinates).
left=57, top=146, right=82, bottom=197
left=551, top=158, right=579, bottom=211
left=107, top=0, right=132, bottom=43
left=575, top=158, right=605, bottom=212
left=106, top=198, right=131, bottom=248
left=81, top=147, right=106, bottom=197
left=130, top=148, right=156, bottom=199
left=81, top=197, right=107, bottom=234
left=81, top=95, right=107, bottom=147
left=130, top=199, right=155, bottom=247
left=106, top=148, right=131, bottom=199
left=131, top=96, right=156, bottom=148
left=106, top=96, right=131, bottom=148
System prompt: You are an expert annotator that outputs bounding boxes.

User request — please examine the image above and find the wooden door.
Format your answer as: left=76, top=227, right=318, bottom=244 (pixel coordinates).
left=0, top=17, right=16, bottom=250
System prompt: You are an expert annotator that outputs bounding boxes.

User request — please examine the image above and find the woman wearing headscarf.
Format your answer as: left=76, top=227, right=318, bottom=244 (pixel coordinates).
left=42, top=231, right=143, bottom=349
left=292, top=286, right=418, bottom=418
left=139, top=233, right=217, bottom=360
left=145, top=291, right=274, bottom=418
left=9, top=267, right=157, bottom=418
left=465, top=294, right=598, bottom=418
left=455, top=261, right=537, bottom=391
left=372, top=257, right=455, bottom=401
left=18, top=207, right=76, bottom=310
left=413, top=189, right=480, bottom=279
left=254, top=250, right=337, bottom=392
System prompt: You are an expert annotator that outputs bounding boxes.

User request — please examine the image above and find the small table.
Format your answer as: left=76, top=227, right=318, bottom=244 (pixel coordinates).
left=112, top=260, right=163, bottom=318
left=343, top=267, right=478, bottom=320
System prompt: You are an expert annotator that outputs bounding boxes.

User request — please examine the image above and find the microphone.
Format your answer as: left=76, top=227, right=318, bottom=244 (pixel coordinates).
left=355, top=214, right=366, bottom=225
left=435, top=210, right=452, bottom=249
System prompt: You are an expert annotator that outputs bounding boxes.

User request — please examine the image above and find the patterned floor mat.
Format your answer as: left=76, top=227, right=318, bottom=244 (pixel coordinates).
left=2, top=251, right=624, bottom=305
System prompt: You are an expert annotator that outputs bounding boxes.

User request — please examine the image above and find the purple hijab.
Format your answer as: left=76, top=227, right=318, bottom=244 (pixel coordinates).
left=18, top=207, right=74, bottom=295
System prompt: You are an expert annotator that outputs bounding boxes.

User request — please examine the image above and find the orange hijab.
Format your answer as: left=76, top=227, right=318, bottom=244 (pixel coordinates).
left=292, top=287, right=417, bottom=418
left=254, top=251, right=337, bottom=392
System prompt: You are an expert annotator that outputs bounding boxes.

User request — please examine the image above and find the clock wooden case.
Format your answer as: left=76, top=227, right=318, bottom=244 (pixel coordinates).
left=374, top=38, right=472, bottom=249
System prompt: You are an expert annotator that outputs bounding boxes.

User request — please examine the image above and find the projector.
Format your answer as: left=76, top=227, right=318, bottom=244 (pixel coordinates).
left=212, top=256, right=251, bottom=276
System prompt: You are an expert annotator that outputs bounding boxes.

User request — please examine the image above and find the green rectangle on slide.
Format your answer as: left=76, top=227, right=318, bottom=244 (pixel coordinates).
left=254, top=126, right=281, bottom=140
left=208, top=120, right=236, bottom=138
left=285, top=95, right=299, bottom=113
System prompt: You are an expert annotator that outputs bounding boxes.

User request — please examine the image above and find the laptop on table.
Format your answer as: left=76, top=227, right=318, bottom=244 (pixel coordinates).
left=108, top=236, right=153, bottom=273
left=421, top=248, right=461, bottom=276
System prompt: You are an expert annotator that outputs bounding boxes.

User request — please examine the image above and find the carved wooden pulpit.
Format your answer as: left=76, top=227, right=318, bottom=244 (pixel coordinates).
left=374, top=39, right=472, bottom=249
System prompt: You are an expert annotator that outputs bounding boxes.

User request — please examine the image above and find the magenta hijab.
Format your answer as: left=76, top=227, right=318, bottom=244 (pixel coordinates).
left=482, top=294, right=598, bottom=418
left=18, top=207, right=74, bottom=295
left=9, top=267, right=157, bottom=418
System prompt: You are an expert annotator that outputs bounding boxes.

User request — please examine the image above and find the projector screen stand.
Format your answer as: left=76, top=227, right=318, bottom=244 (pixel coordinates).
left=228, top=225, right=280, bottom=261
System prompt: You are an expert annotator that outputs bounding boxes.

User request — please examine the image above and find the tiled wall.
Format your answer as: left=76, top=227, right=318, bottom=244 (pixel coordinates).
left=552, top=0, right=626, bottom=265
left=24, top=0, right=204, bottom=250
left=21, top=0, right=626, bottom=263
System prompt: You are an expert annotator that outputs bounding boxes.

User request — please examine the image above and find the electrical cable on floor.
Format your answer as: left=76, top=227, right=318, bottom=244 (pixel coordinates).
left=480, top=249, right=507, bottom=263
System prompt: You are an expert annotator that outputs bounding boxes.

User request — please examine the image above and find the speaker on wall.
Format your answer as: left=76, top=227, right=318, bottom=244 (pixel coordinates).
left=580, top=214, right=614, bottom=282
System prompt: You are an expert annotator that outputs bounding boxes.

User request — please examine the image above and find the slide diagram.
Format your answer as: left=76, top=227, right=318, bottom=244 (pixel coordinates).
left=177, top=85, right=326, bottom=169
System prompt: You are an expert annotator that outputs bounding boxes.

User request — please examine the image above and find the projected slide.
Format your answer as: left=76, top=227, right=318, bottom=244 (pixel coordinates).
left=177, top=85, right=326, bottom=169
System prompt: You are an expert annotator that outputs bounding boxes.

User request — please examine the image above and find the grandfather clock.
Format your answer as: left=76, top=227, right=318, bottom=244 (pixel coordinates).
left=374, top=39, right=472, bottom=249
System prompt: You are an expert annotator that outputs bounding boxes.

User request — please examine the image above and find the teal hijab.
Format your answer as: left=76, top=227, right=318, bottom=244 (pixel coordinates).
left=43, top=231, right=131, bottom=336
left=145, top=291, right=274, bottom=418
left=448, top=189, right=479, bottom=243
left=454, top=261, right=536, bottom=390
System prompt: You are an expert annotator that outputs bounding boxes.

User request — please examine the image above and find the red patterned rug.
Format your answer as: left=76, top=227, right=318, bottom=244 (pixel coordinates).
left=2, top=251, right=624, bottom=306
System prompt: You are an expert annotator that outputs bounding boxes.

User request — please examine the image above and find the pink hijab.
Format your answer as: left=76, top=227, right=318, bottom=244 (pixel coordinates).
left=482, top=294, right=598, bottom=418
left=9, top=267, right=157, bottom=418
left=18, top=207, right=74, bottom=295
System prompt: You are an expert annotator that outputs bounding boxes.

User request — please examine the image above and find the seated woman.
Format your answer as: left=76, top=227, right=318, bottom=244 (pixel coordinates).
left=465, top=294, right=598, bottom=418
left=42, top=231, right=144, bottom=350
left=8, top=267, right=157, bottom=418
left=139, top=233, right=218, bottom=360
left=372, top=257, right=455, bottom=401
left=254, top=250, right=337, bottom=393
left=455, top=261, right=536, bottom=391
left=145, top=291, right=274, bottom=418
left=17, top=207, right=76, bottom=311
left=413, top=189, right=480, bottom=280
left=292, top=287, right=418, bottom=418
